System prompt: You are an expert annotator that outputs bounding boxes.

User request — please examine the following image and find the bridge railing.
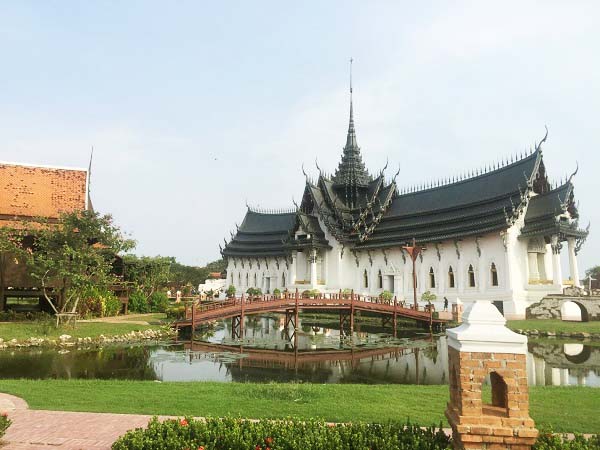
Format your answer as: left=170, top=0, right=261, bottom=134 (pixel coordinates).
left=184, top=290, right=436, bottom=321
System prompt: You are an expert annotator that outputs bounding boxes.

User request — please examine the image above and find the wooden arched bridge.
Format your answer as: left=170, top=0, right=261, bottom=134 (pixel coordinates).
left=173, top=290, right=451, bottom=339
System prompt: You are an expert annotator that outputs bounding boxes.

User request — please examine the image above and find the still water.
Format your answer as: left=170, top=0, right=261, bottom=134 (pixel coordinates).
left=0, top=314, right=598, bottom=386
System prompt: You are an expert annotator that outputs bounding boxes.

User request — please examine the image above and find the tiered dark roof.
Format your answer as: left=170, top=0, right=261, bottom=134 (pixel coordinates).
left=520, top=180, right=587, bottom=239
left=221, top=210, right=296, bottom=257
left=222, top=94, right=588, bottom=259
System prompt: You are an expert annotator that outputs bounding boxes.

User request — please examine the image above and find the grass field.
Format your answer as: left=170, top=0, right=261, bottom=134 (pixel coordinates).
left=0, top=380, right=598, bottom=433
left=507, top=319, right=600, bottom=333
left=0, top=321, right=163, bottom=342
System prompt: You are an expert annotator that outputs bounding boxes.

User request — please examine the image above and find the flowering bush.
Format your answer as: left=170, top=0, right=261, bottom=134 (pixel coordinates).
left=112, top=417, right=451, bottom=450
left=0, top=412, right=11, bottom=439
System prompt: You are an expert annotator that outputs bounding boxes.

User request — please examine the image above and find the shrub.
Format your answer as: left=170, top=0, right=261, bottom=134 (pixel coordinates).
left=380, top=290, right=393, bottom=302
left=533, top=432, right=600, bottom=449
left=165, top=305, right=186, bottom=320
left=77, top=286, right=121, bottom=318
left=103, top=294, right=122, bottom=317
left=273, top=288, right=281, bottom=297
left=112, top=417, right=452, bottom=450
left=148, top=292, right=169, bottom=313
left=225, top=285, right=236, bottom=298
left=246, top=287, right=262, bottom=296
left=128, top=290, right=149, bottom=313
left=0, top=413, right=11, bottom=439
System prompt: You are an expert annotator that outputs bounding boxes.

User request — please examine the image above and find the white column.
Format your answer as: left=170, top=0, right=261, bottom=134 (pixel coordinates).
left=551, top=236, right=563, bottom=287
left=528, top=253, right=540, bottom=281
left=393, top=274, right=401, bottom=298
left=478, top=245, right=486, bottom=293
left=322, top=252, right=328, bottom=287
left=309, top=249, right=318, bottom=289
left=336, top=249, right=343, bottom=289
left=458, top=258, right=465, bottom=294
left=567, top=238, right=581, bottom=287
left=369, top=265, right=376, bottom=295
left=290, top=253, right=297, bottom=285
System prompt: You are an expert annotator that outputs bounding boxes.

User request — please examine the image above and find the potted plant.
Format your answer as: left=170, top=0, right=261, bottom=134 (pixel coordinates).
left=273, top=288, right=282, bottom=299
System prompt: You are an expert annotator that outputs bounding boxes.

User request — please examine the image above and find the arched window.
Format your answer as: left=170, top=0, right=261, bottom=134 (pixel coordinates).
left=491, top=263, right=498, bottom=287
left=377, top=270, right=383, bottom=289
left=448, top=266, right=455, bottom=288
left=245, top=273, right=249, bottom=286
left=238, top=273, right=241, bottom=285
left=468, top=264, right=476, bottom=287
left=282, top=273, right=286, bottom=287
left=429, top=267, right=436, bottom=288
left=363, top=269, right=369, bottom=288
left=254, top=273, right=257, bottom=287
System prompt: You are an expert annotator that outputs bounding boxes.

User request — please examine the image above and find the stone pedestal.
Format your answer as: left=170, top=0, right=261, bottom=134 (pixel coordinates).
left=445, top=301, right=538, bottom=450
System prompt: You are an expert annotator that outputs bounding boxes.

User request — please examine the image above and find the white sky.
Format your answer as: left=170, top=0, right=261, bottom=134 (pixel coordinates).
left=1, top=1, right=598, bottom=272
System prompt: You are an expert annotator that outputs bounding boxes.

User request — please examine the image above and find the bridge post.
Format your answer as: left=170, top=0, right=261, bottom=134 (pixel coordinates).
left=190, top=301, right=196, bottom=343
left=350, top=290, right=355, bottom=335
left=240, top=293, right=245, bottom=339
left=294, top=288, right=299, bottom=349
left=393, top=296, right=398, bottom=338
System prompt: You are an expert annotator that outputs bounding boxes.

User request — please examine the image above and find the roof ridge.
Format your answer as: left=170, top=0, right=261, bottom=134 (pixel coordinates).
left=398, top=149, right=539, bottom=197
left=246, top=206, right=296, bottom=215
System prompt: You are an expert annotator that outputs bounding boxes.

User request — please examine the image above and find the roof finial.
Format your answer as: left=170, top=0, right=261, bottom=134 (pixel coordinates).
left=349, top=57, right=353, bottom=95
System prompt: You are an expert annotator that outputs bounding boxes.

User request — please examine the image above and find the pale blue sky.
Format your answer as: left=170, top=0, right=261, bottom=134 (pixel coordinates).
left=1, top=1, right=598, bottom=273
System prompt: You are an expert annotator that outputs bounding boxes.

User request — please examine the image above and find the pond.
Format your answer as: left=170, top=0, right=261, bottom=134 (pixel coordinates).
left=0, top=313, right=598, bottom=386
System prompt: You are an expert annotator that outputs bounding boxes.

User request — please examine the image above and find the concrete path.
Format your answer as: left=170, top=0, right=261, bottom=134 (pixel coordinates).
left=78, top=313, right=164, bottom=326
left=0, top=393, right=160, bottom=450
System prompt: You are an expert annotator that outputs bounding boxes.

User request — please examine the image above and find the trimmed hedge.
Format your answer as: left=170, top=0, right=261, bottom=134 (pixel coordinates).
left=111, top=417, right=600, bottom=450
left=112, top=417, right=451, bottom=450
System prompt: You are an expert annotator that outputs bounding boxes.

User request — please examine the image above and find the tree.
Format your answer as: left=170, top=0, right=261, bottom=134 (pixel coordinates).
left=24, top=210, right=135, bottom=314
left=421, top=290, right=437, bottom=303
left=123, top=255, right=172, bottom=300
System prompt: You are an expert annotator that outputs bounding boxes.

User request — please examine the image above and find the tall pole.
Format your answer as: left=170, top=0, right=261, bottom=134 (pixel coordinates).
left=411, top=257, right=417, bottom=309
left=402, top=238, right=423, bottom=310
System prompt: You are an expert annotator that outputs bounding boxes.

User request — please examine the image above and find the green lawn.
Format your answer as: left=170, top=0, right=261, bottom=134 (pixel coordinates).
left=507, top=319, right=600, bottom=334
left=0, top=380, right=597, bottom=433
left=0, top=321, right=163, bottom=342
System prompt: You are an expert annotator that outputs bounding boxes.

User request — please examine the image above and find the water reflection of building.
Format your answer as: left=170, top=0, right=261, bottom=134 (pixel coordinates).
left=526, top=342, right=600, bottom=387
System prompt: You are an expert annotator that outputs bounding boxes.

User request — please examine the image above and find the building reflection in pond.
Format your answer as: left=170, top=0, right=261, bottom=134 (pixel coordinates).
left=526, top=341, right=600, bottom=387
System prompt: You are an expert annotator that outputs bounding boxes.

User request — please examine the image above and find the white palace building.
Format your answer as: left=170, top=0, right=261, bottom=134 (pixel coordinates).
left=221, top=92, right=589, bottom=319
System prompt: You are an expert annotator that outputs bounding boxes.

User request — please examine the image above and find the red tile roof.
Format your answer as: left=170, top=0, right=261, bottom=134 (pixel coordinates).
left=0, top=162, right=88, bottom=226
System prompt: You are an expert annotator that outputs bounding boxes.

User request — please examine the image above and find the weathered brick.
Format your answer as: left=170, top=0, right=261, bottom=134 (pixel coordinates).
left=470, top=426, right=494, bottom=435
left=517, top=428, right=539, bottom=438
left=493, top=427, right=514, bottom=437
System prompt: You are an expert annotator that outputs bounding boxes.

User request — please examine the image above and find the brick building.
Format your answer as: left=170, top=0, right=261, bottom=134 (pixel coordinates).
left=0, top=161, right=90, bottom=310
